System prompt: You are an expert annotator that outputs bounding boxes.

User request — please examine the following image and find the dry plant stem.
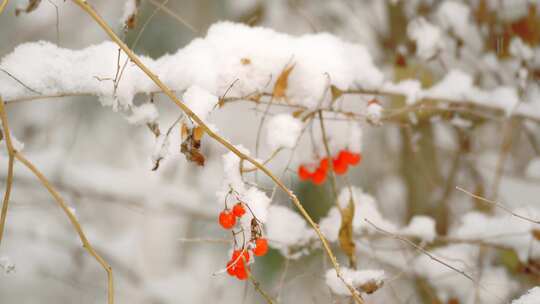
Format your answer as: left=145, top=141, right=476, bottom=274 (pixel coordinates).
left=14, top=153, right=114, bottom=304
left=317, top=110, right=340, bottom=209
left=0, top=0, right=8, bottom=15
left=456, top=186, right=540, bottom=224
left=0, top=98, right=14, bottom=246
left=249, top=273, right=275, bottom=304
left=147, top=0, right=198, bottom=34
left=71, top=1, right=364, bottom=302
left=0, top=97, right=114, bottom=303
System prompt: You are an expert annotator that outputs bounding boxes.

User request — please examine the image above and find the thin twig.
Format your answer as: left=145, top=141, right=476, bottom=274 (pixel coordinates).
left=0, top=68, right=41, bottom=95
left=0, top=97, right=15, bottom=246
left=456, top=186, right=540, bottom=224
left=71, top=1, right=364, bottom=302
left=13, top=152, right=115, bottom=304
left=0, top=0, right=8, bottom=15
left=147, top=0, right=198, bottom=34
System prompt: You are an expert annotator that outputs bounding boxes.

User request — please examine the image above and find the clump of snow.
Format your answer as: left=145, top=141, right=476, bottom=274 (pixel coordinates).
left=512, top=287, right=540, bottom=304
left=407, top=18, right=443, bottom=60
left=182, top=85, right=218, bottom=127
left=265, top=205, right=315, bottom=258
left=402, top=215, right=436, bottom=243
left=265, top=114, right=302, bottom=150
left=325, top=268, right=385, bottom=295
left=0, top=256, right=15, bottom=274
left=366, top=101, right=383, bottom=125
left=126, top=103, right=158, bottom=125
left=382, top=79, right=422, bottom=104
left=525, top=157, right=540, bottom=179
left=510, top=38, right=534, bottom=61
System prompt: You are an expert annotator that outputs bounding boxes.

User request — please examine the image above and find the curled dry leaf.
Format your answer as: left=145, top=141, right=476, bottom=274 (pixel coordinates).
left=330, top=85, right=343, bottom=103
left=272, top=63, right=295, bottom=102
left=180, top=123, right=206, bottom=166
left=338, top=197, right=357, bottom=268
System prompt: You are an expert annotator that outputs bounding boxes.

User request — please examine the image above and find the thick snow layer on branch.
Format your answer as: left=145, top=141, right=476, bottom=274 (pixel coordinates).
left=0, top=22, right=383, bottom=110
left=512, top=287, right=540, bottom=304
left=325, top=268, right=384, bottom=296
left=402, top=215, right=436, bottom=242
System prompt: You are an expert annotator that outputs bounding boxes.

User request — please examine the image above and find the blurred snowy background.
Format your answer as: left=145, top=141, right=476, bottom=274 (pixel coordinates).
left=1, top=0, right=540, bottom=303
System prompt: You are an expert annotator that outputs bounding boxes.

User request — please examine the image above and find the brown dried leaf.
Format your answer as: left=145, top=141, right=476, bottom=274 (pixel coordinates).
left=193, top=126, right=204, bottom=142
left=241, top=58, right=251, bottom=65
left=330, top=85, right=343, bottom=102
left=359, top=279, right=383, bottom=294
left=181, top=123, right=188, bottom=141
left=272, top=63, right=295, bottom=100
left=532, top=229, right=540, bottom=241
left=123, top=0, right=141, bottom=30
left=292, top=109, right=304, bottom=118
left=15, top=0, right=42, bottom=16
left=338, top=197, right=357, bottom=267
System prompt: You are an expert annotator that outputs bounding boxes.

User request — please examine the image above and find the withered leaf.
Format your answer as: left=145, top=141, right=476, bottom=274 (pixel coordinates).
left=330, top=85, right=343, bottom=103
left=359, top=279, right=383, bottom=294
left=338, top=196, right=357, bottom=267
left=15, top=0, right=42, bottom=16
left=272, top=63, right=296, bottom=100
left=292, top=109, right=304, bottom=118
left=240, top=58, right=251, bottom=65
left=180, top=125, right=205, bottom=166
left=193, top=126, right=205, bottom=142
left=532, top=229, right=540, bottom=241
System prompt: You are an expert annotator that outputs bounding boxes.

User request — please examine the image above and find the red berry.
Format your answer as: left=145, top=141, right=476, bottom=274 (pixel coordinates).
left=332, top=155, right=348, bottom=175
left=298, top=165, right=313, bottom=181
left=226, top=260, right=236, bottom=276
left=232, top=203, right=246, bottom=217
left=311, top=168, right=326, bottom=185
left=319, top=157, right=329, bottom=172
left=253, top=238, right=269, bottom=256
left=342, top=150, right=362, bottom=166
left=219, top=210, right=236, bottom=229
left=235, top=262, right=249, bottom=280
left=232, top=249, right=250, bottom=263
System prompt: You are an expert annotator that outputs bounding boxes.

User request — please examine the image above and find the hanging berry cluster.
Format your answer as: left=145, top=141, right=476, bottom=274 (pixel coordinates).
left=297, top=150, right=362, bottom=185
left=218, top=191, right=269, bottom=281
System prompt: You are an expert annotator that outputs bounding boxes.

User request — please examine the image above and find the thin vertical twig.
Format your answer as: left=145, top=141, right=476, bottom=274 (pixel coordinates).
left=0, top=98, right=114, bottom=304
left=0, top=98, right=15, bottom=246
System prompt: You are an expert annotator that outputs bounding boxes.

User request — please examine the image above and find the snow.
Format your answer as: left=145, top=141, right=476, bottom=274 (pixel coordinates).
left=512, top=287, right=540, bottom=304
left=436, top=1, right=471, bottom=39
left=126, top=103, right=158, bottom=125
left=120, top=0, right=138, bottom=26
left=265, top=114, right=302, bottom=150
left=525, top=157, right=540, bottom=179
left=452, top=210, right=540, bottom=262
left=325, top=268, right=385, bottom=296
left=0, top=256, right=15, bottom=274
left=265, top=205, right=314, bottom=258
left=0, top=22, right=384, bottom=110
left=407, top=18, right=443, bottom=60
left=402, top=215, right=436, bottom=243
left=366, top=101, right=383, bottom=125
left=181, top=85, right=218, bottom=127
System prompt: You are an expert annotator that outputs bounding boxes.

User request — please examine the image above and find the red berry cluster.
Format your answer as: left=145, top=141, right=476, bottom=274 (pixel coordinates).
left=218, top=199, right=269, bottom=280
left=218, top=202, right=246, bottom=229
left=298, top=150, right=362, bottom=184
